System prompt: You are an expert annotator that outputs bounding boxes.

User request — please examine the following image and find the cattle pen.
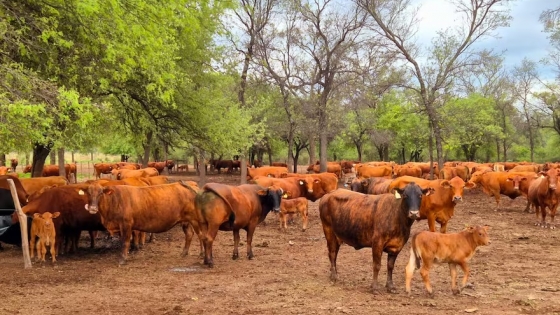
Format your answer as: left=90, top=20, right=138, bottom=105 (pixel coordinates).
left=2, top=171, right=560, bottom=315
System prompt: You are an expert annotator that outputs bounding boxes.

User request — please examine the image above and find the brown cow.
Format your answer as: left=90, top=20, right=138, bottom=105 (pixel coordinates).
left=141, top=167, right=160, bottom=177
left=112, top=168, right=145, bottom=179
left=22, top=184, right=106, bottom=256
left=82, top=182, right=202, bottom=264
left=357, top=165, right=392, bottom=179
left=209, top=160, right=234, bottom=174
left=247, top=166, right=288, bottom=180
left=0, top=175, right=29, bottom=206
left=194, top=183, right=283, bottom=267
left=394, top=165, right=423, bottom=178
left=390, top=176, right=475, bottom=233
left=285, top=172, right=338, bottom=201
left=10, top=158, right=18, bottom=172
left=349, top=177, right=393, bottom=195
left=319, top=183, right=433, bottom=293
left=23, top=164, right=32, bottom=173
left=139, top=175, right=169, bottom=186
left=311, top=163, right=342, bottom=178
left=147, top=161, right=166, bottom=174
left=439, top=166, right=469, bottom=181
left=0, top=166, right=8, bottom=175
left=272, top=162, right=288, bottom=168
left=93, top=163, right=114, bottom=179
left=468, top=170, right=537, bottom=210
left=165, top=160, right=175, bottom=173
left=252, top=176, right=318, bottom=201
left=20, top=176, right=68, bottom=197
left=528, top=169, right=560, bottom=228
left=252, top=160, right=262, bottom=168
left=405, top=226, right=490, bottom=295
left=30, top=211, right=61, bottom=263
left=177, top=164, right=189, bottom=172
left=278, top=197, right=309, bottom=231
left=511, top=165, right=540, bottom=173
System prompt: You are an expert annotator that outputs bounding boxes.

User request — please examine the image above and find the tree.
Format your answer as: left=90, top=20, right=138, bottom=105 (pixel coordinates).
left=512, top=58, right=539, bottom=162
left=355, top=0, right=513, bottom=167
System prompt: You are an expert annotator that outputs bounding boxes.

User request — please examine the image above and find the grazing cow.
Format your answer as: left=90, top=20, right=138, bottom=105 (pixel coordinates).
left=251, top=176, right=318, bottom=201
left=10, top=159, right=18, bottom=172
left=247, top=166, right=288, bottom=180
left=232, top=160, right=241, bottom=172
left=93, top=163, right=114, bottom=179
left=390, top=176, right=475, bottom=233
left=278, top=197, right=309, bottom=232
left=468, top=171, right=537, bottom=210
left=528, top=169, right=560, bottom=228
left=177, top=164, right=189, bottom=172
left=349, top=177, right=394, bottom=195
left=319, top=183, right=433, bottom=293
left=21, top=184, right=106, bottom=255
left=20, top=176, right=69, bottom=197
left=30, top=212, right=61, bottom=263
left=195, top=183, right=283, bottom=267
left=272, top=162, right=288, bottom=168
left=405, top=226, right=490, bottom=296
left=82, top=182, right=202, bottom=264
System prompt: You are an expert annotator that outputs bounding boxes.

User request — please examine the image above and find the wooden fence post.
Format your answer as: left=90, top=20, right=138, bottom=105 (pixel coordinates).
left=7, top=179, right=32, bottom=269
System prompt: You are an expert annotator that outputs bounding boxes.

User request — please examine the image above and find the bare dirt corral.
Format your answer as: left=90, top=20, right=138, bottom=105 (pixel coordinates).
left=2, top=172, right=560, bottom=315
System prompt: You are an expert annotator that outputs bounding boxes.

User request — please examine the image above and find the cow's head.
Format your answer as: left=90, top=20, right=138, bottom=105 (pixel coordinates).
left=306, top=164, right=315, bottom=173
left=257, top=185, right=284, bottom=213
left=467, top=225, right=491, bottom=246
left=441, top=176, right=474, bottom=203
left=81, top=184, right=114, bottom=214
left=34, top=211, right=60, bottom=246
left=392, top=182, right=434, bottom=220
left=348, top=177, right=362, bottom=192
left=298, top=176, right=318, bottom=194
left=467, top=170, right=489, bottom=187
left=506, top=175, right=528, bottom=190
left=538, top=169, right=560, bottom=191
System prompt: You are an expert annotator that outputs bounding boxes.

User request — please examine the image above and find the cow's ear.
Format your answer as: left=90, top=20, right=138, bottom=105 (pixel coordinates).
left=52, top=212, right=61, bottom=219
left=103, top=187, right=114, bottom=195
left=440, top=180, right=451, bottom=188
left=422, top=188, right=435, bottom=196
left=33, top=213, right=40, bottom=218
left=505, top=178, right=513, bottom=182
left=361, top=180, right=369, bottom=187
left=314, top=179, right=320, bottom=183
left=538, top=171, right=547, bottom=176
left=464, top=182, right=475, bottom=189
left=391, top=188, right=403, bottom=199
left=257, top=189, right=267, bottom=196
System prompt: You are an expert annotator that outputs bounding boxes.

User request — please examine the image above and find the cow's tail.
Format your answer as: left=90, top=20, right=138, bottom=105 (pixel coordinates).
left=410, top=233, right=422, bottom=270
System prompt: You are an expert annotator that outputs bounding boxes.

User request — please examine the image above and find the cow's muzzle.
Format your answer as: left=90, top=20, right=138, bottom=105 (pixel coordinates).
left=408, top=210, right=419, bottom=220
left=549, top=185, right=557, bottom=191
left=85, top=204, right=99, bottom=214
left=273, top=207, right=280, bottom=213
left=453, top=196, right=463, bottom=203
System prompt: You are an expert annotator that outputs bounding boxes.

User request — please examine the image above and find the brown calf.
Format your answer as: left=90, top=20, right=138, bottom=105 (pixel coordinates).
left=30, top=211, right=61, bottom=263
left=405, top=226, right=490, bottom=295
left=279, top=197, right=309, bottom=231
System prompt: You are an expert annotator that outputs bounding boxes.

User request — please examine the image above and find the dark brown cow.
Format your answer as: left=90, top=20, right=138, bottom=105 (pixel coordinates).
left=82, top=182, right=202, bottom=264
left=10, top=159, right=18, bottom=172
left=528, top=169, right=560, bottom=228
left=93, top=163, right=114, bottom=179
left=21, top=184, right=105, bottom=255
left=194, top=183, right=283, bottom=267
left=209, top=160, right=234, bottom=174
left=390, top=176, right=474, bottom=233
left=349, top=177, right=394, bottom=195
left=319, top=183, right=433, bottom=293
left=23, top=164, right=32, bottom=173
left=165, top=160, right=175, bottom=173
left=405, top=226, right=490, bottom=296
left=252, top=160, right=262, bottom=168
left=247, top=166, right=288, bottom=180
left=232, top=160, right=241, bottom=172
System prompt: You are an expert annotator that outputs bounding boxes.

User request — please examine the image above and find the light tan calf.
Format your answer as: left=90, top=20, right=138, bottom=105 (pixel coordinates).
left=279, top=197, right=309, bottom=232
left=30, top=212, right=60, bottom=263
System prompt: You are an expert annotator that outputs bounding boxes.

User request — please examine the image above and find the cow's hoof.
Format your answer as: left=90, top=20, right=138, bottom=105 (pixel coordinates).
left=301, top=229, right=306, bottom=232
left=247, top=254, right=254, bottom=260
left=232, top=254, right=239, bottom=260
left=550, top=225, right=556, bottom=230
left=118, top=259, right=127, bottom=265
left=386, top=286, right=397, bottom=294
left=452, top=288, right=460, bottom=295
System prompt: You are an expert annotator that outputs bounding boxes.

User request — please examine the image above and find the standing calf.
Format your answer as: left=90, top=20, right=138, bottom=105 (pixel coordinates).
left=405, top=225, right=490, bottom=295
left=30, top=212, right=60, bottom=263
left=279, top=197, right=309, bottom=232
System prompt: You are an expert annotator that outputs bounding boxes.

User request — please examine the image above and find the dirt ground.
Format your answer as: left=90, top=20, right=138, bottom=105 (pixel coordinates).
left=2, top=170, right=560, bottom=315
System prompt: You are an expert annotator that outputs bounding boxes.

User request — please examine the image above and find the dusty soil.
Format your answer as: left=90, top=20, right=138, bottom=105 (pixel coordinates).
left=2, top=171, right=560, bottom=315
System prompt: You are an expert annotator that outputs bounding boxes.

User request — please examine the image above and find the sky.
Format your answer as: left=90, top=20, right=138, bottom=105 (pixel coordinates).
left=414, top=0, right=556, bottom=80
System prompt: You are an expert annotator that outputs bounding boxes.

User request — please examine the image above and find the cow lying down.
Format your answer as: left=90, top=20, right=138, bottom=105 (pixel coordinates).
left=405, top=225, right=490, bottom=296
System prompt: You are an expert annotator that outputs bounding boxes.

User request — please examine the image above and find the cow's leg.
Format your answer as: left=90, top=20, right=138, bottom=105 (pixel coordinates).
left=29, top=235, right=36, bottom=261
left=458, top=261, right=470, bottom=291
left=119, top=225, right=133, bottom=265
left=71, top=230, right=80, bottom=253
left=493, top=193, right=501, bottom=210
left=535, top=205, right=544, bottom=227
left=131, top=230, right=140, bottom=250
left=246, top=223, right=257, bottom=260
left=323, top=225, right=341, bottom=282
left=370, top=241, right=384, bottom=293
left=385, top=253, right=398, bottom=293
left=203, top=225, right=220, bottom=267
left=541, top=205, right=548, bottom=228
left=148, top=233, right=155, bottom=243
left=301, top=208, right=309, bottom=232
left=420, top=261, right=434, bottom=296
left=181, top=223, right=194, bottom=257
left=279, top=212, right=287, bottom=231
left=232, top=229, right=240, bottom=260
left=40, top=241, right=46, bottom=262
left=449, top=263, right=459, bottom=295
left=550, top=204, right=558, bottom=229
left=439, top=221, right=448, bottom=234
left=89, top=231, right=97, bottom=248
left=405, top=248, right=416, bottom=295
left=524, top=199, right=531, bottom=213
left=50, top=240, right=57, bottom=263
left=427, top=214, right=437, bottom=232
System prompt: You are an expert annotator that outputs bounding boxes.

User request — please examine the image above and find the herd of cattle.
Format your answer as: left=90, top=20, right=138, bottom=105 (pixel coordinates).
left=0, top=158, right=555, bottom=295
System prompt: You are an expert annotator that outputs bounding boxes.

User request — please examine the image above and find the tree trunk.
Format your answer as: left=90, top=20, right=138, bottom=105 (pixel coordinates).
left=71, top=151, right=75, bottom=163
left=309, top=135, right=316, bottom=165
left=0, top=153, right=5, bottom=166
left=496, top=140, right=500, bottom=162
left=197, top=150, right=207, bottom=186
left=240, top=151, right=248, bottom=185
left=266, top=142, right=273, bottom=166
left=31, top=142, right=53, bottom=177
left=383, top=145, right=389, bottom=161
left=90, top=152, right=93, bottom=161
left=57, top=147, right=67, bottom=181
left=287, top=129, right=295, bottom=173
left=401, top=147, right=406, bottom=164
left=137, top=155, right=144, bottom=166
left=319, top=132, right=328, bottom=172
left=428, top=122, right=435, bottom=180
left=49, top=150, right=56, bottom=165
left=25, top=152, right=30, bottom=167
left=142, top=131, right=152, bottom=168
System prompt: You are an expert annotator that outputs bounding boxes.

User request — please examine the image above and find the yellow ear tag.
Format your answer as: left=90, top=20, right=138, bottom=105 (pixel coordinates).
left=394, top=191, right=401, bottom=199
left=79, top=190, right=85, bottom=195
left=283, top=193, right=288, bottom=199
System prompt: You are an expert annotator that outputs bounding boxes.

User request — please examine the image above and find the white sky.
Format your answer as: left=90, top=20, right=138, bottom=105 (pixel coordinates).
left=413, top=0, right=556, bottom=80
